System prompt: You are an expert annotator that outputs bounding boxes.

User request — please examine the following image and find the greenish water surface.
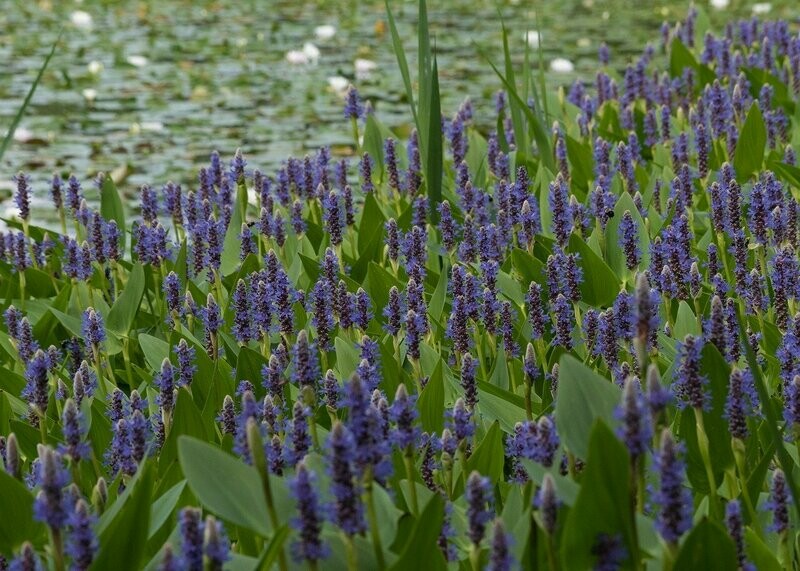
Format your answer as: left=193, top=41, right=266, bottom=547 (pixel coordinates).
left=0, top=0, right=797, bottom=218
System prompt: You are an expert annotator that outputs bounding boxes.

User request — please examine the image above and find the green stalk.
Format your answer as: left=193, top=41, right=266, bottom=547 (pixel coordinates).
left=508, top=359, right=518, bottom=394
left=693, top=407, right=719, bottom=520
left=350, top=117, right=360, bottom=151
left=732, top=440, right=762, bottom=538
left=778, top=531, right=791, bottom=569
left=93, top=345, right=107, bottom=399
left=364, top=472, right=386, bottom=570
left=629, top=457, right=642, bottom=571
left=342, top=532, right=358, bottom=571
left=662, top=541, right=678, bottom=571
left=39, top=411, right=48, bottom=445
left=469, top=543, right=481, bottom=571
left=247, top=420, right=288, bottom=571
left=121, top=339, right=135, bottom=387
left=50, top=528, right=65, bottom=571
left=524, top=377, right=533, bottom=421
left=403, top=449, right=419, bottom=516
left=19, top=271, right=26, bottom=312
left=545, top=532, right=558, bottom=571
left=302, top=386, right=320, bottom=450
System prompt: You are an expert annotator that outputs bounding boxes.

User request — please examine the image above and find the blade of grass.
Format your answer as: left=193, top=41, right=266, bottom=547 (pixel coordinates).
left=0, top=30, right=61, bottom=162
left=501, top=21, right=529, bottom=158
left=385, top=0, right=418, bottom=128
left=533, top=7, right=550, bottom=124
left=417, top=0, right=431, bottom=165
left=384, top=0, right=441, bottom=222
left=425, top=55, right=443, bottom=223
left=484, top=54, right=554, bottom=171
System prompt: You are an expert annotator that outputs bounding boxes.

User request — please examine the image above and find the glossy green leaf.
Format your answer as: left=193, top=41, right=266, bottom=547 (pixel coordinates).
left=418, top=359, right=444, bottom=433
left=568, top=233, right=620, bottom=306
left=138, top=334, right=170, bottom=374
left=178, top=436, right=272, bottom=536
left=733, top=103, right=767, bottom=182
left=92, top=464, right=154, bottom=571
left=554, top=355, right=620, bottom=459
left=389, top=494, right=447, bottom=571
left=561, top=421, right=637, bottom=570
left=0, top=469, right=45, bottom=555
left=107, top=263, right=145, bottom=335
left=673, top=519, right=737, bottom=570
left=465, top=421, right=504, bottom=484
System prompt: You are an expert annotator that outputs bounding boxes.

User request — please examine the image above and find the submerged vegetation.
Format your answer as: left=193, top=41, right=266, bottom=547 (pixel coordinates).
left=2, top=2, right=800, bottom=570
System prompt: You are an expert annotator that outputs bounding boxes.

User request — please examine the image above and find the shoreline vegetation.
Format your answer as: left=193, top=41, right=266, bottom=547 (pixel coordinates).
left=1, top=2, right=799, bottom=570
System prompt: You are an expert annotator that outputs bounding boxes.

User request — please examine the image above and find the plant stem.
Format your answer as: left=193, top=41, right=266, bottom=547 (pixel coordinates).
left=50, top=528, right=65, bottom=571
left=524, top=377, right=533, bottom=421
left=403, top=450, right=419, bottom=516
left=342, top=532, right=358, bottom=571
left=693, top=407, right=719, bottom=520
left=364, top=474, right=386, bottom=570
left=732, top=441, right=762, bottom=538
left=93, top=345, right=107, bottom=399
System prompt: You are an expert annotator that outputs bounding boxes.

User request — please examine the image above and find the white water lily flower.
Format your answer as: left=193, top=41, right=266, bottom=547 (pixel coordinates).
left=303, top=42, right=321, bottom=61
left=327, top=76, right=349, bottom=94
left=70, top=10, right=93, bottom=29
left=752, top=3, right=771, bottom=14
left=126, top=55, right=149, bottom=68
left=13, top=128, right=33, bottom=143
left=87, top=60, right=103, bottom=75
left=141, top=121, right=164, bottom=132
left=315, top=25, right=336, bottom=41
left=285, top=50, right=309, bottom=65
left=82, top=88, right=97, bottom=102
left=355, top=58, right=377, bottom=78
left=550, top=58, right=575, bottom=73
left=710, top=0, right=730, bottom=9
left=525, top=30, right=540, bottom=48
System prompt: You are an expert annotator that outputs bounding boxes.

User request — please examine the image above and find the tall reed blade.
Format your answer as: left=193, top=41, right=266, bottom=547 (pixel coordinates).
left=0, top=30, right=62, bottom=162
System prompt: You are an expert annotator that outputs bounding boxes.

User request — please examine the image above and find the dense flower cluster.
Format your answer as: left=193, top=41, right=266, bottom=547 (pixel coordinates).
left=1, top=7, right=800, bottom=571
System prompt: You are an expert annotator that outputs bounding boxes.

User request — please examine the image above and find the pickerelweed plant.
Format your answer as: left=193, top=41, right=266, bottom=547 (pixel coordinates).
left=1, top=2, right=800, bottom=570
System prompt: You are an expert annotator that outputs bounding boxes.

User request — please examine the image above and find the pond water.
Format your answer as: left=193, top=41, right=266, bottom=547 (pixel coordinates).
left=0, top=0, right=797, bottom=220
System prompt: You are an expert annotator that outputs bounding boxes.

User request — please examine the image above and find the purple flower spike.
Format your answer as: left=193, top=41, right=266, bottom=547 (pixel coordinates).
left=179, top=508, right=205, bottom=570
left=615, top=378, right=651, bottom=459
left=461, top=353, right=478, bottom=409
left=671, top=335, right=708, bottom=410
left=487, top=519, right=513, bottom=571
left=725, top=500, right=753, bottom=571
left=654, top=430, right=691, bottom=544
left=766, top=469, right=790, bottom=534
left=289, top=461, right=329, bottom=563
left=466, top=471, right=493, bottom=546
left=618, top=210, right=641, bottom=270
left=154, top=358, right=175, bottom=413
left=66, top=499, right=97, bottom=570
left=59, top=399, right=90, bottom=462
left=174, top=339, right=196, bottom=387
left=82, top=308, right=106, bottom=349
left=536, top=473, right=558, bottom=535
left=32, top=445, right=70, bottom=530
left=548, top=174, right=573, bottom=247
left=344, top=85, right=364, bottom=120
left=203, top=516, right=230, bottom=570
left=389, top=384, right=420, bottom=450
left=553, top=294, right=574, bottom=349
left=13, top=172, right=31, bottom=221
left=326, top=422, right=365, bottom=535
